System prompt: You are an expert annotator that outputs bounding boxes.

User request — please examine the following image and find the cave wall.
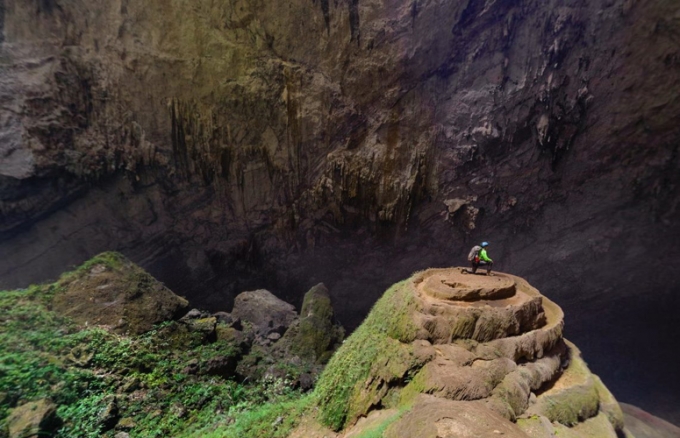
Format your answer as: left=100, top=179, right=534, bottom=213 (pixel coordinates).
left=1, top=0, right=679, bottom=423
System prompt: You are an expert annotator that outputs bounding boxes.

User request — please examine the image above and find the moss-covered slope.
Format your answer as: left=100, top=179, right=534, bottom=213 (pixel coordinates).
left=0, top=253, right=311, bottom=438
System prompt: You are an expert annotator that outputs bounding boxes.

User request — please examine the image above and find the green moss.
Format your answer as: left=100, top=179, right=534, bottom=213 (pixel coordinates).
left=593, top=375, right=624, bottom=432
left=0, top=254, right=304, bottom=438
left=313, top=280, right=422, bottom=431
left=354, top=408, right=408, bottom=438
left=289, top=284, right=344, bottom=362
left=448, top=314, right=476, bottom=340
left=187, top=394, right=313, bottom=438
left=59, top=252, right=126, bottom=281
left=398, top=367, right=429, bottom=407
left=534, top=356, right=600, bottom=426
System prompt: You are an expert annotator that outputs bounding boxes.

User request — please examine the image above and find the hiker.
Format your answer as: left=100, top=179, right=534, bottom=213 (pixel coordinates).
left=467, top=241, right=494, bottom=275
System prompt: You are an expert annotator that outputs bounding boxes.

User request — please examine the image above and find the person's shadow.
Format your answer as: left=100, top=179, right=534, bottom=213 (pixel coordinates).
left=462, top=269, right=493, bottom=276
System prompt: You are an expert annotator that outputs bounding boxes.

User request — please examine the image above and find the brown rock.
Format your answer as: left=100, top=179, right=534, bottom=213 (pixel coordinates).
left=314, top=269, right=626, bottom=437
left=50, top=252, right=188, bottom=335
left=6, top=399, right=61, bottom=438
left=424, top=269, right=517, bottom=301
left=231, top=290, right=297, bottom=337
left=182, top=359, right=200, bottom=375
left=201, top=356, right=238, bottom=378
left=384, top=395, right=529, bottom=438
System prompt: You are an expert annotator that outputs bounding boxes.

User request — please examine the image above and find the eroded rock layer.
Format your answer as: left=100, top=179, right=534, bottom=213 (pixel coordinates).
left=308, top=269, right=630, bottom=438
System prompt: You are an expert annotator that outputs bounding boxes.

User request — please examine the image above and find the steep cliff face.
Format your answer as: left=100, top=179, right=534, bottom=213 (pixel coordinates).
left=1, top=0, right=679, bottom=423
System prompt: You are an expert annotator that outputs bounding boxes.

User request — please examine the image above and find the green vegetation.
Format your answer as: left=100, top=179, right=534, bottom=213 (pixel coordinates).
left=187, top=394, right=314, bottom=438
left=288, top=284, right=344, bottom=363
left=354, top=408, right=407, bottom=438
left=0, top=257, right=308, bottom=438
left=49, top=251, right=189, bottom=336
left=531, top=354, right=600, bottom=426
left=313, top=280, right=422, bottom=431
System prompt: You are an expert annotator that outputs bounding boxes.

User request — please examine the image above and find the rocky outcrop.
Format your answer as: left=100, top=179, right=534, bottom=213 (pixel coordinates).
left=278, top=283, right=345, bottom=363
left=50, top=252, right=189, bottom=335
left=232, top=283, right=345, bottom=384
left=306, top=268, right=628, bottom=437
left=5, top=399, right=61, bottom=438
left=231, top=289, right=298, bottom=338
left=1, top=0, right=679, bottom=422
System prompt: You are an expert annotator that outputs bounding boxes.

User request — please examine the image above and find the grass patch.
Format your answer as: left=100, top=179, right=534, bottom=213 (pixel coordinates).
left=0, top=256, right=307, bottom=438
left=354, top=407, right=408, bottom=438
left=185, top=394, right=313, bottom=438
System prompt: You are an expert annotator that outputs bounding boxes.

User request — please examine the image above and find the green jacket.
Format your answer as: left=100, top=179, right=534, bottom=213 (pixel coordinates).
left=479, top=248, right=493, bottom=263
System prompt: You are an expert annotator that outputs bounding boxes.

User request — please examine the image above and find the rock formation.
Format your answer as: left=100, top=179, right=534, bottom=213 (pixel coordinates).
left=0, top=253, right=344, bottom=437
left=231, top=289, right=298, bottom=339
left=1, top=0, right=679, bottom=422
left=50, top=252, right=189, bottom=335
left=305, top=268, right=632, bottom=437
left=5, top=399, right=61, bottom=438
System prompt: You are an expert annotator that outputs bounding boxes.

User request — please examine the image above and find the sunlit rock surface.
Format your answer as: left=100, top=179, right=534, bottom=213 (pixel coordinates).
left=300, top=269, right=630, bottom=437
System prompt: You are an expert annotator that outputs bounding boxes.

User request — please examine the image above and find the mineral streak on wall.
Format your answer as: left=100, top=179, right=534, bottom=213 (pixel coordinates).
left=0, top=0, right=679, bottom=424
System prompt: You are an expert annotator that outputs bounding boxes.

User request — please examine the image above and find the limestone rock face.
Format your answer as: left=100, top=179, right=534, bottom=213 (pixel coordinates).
left=1, top=0, right=680, bottom=420
left=309, top=269, right=626, bottom=437
left=50, top=252, right=189, bottom=335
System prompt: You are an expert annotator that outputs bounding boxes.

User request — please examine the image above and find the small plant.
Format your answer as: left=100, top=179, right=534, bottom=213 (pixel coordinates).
left=0, top=258, right=310, bottom=438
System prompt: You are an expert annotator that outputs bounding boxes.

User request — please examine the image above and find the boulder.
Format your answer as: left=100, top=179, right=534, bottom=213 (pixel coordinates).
left=214, top=312, right=240, bottom=328
left=201, top=356, right=239, bottom=378
left=281, top=283, right=344, bottom=363
left=51, top=252, right=189, bottom=335
left=215, top=325, right=252, bottom=353
left=180, top=309, right=206, bottom=320
left=98, top=395, right=119, bottom=431
left=186, top=317, right=217, bottom=339
left=231, top=289, right=297, bottom=337
left=116, top=417, right=136, bottom=431
left=6, top=399, right=61, bottom=438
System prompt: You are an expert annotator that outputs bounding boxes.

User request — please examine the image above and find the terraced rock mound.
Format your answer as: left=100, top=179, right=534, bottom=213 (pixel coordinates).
left=307, top=268, right=632, bottom=438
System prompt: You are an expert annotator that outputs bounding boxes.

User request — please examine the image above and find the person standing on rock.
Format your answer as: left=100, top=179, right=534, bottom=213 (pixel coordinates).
left=467, top=241, right=493, bottom=275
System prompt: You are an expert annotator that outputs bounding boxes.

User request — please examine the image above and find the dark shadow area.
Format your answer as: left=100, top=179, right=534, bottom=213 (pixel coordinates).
left=563, top=290, right=680, bottom=426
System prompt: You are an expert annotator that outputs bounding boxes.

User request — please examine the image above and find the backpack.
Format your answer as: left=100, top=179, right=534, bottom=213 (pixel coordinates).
left=467, top=245, right=482, bottom=262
